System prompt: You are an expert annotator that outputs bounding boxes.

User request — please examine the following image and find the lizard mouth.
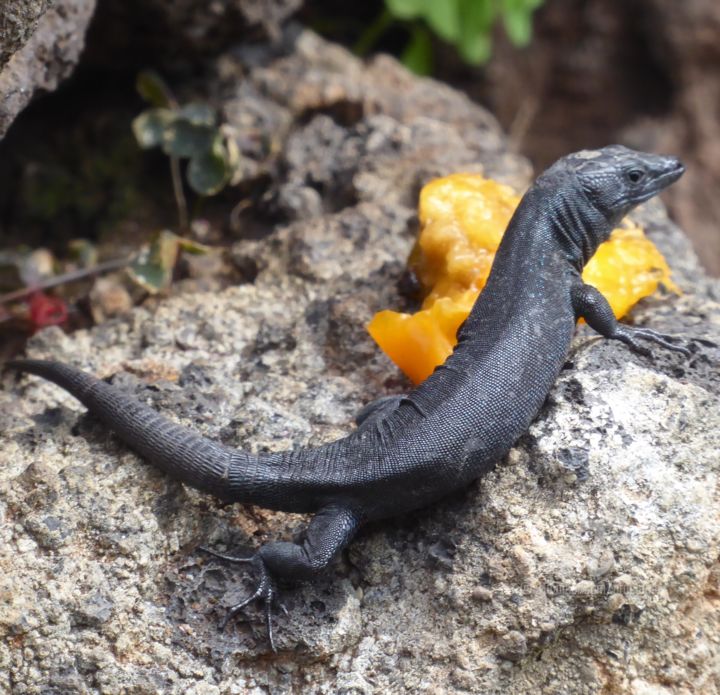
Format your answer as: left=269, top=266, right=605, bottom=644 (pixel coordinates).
left=637, top=159, right=685, bottom=202
left=656, top=160, right=685, bottom=186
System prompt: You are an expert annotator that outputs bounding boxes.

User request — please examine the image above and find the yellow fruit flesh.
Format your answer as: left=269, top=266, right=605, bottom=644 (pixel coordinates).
left=368, top=173, right=678, bottom=384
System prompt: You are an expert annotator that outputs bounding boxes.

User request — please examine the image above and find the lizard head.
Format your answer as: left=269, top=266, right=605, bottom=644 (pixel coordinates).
left=564, top=144, right=684, bottom=227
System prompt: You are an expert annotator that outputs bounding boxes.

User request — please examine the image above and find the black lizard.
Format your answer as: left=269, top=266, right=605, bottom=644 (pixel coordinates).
left=6, top=145, right=689, bottom=651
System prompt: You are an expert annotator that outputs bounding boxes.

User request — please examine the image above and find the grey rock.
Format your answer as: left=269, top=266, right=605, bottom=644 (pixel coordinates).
left=86, top=0, right=302, bottom=72
left=0, top=0, right=52, bottom=70
left=498, top=630, right=527, bottom=662
left=0, top=0, right=96, bottom=138
left=73, top=593, right=114, bottom=627
left=1, top=28, right=719, bottom=695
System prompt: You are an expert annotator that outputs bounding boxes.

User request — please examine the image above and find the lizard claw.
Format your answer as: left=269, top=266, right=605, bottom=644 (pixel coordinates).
left=198, top=545, right=255, bottom=564
left=198, top=546, right=279, bottom=652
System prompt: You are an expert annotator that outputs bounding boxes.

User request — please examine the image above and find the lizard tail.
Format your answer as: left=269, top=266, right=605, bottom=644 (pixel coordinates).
left=6, top=359, right=255, bottom=502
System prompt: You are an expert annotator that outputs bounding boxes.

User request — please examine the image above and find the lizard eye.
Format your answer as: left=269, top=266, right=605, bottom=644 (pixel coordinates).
left=626, top=169, right=646, bottom=184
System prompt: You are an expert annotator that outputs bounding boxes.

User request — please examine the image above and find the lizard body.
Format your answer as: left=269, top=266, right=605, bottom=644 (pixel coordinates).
left=7, top=145, right=688, bottom=650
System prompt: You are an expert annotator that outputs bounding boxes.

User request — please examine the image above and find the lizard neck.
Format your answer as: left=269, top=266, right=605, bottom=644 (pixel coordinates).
left=540, top=175, right=612, bottom=272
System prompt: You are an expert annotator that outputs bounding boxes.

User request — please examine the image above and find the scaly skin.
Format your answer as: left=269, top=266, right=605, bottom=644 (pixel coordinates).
left=6, top=145, right=689, bottom=651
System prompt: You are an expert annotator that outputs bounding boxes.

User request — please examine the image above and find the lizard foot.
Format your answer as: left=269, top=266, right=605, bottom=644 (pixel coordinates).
left=629, top=327, right=692, bottom=357
left=198, top=546, right=279, bottom=652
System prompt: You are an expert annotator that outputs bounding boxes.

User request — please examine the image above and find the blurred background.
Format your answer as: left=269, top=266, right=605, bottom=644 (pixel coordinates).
left=314, top=0, right=720, bottom=276
left=1, top=0, right=718, bottom=353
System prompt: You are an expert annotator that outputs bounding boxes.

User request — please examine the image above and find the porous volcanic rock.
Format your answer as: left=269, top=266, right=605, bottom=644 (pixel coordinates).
left=84, top=0, right=302, bottom=71
left=0, top=0, right=96, bottom=138
left=0, top=0, right=304, bottom=139
left=1, top=30, right=719, bottom=695
left=0, top=0, right=52, bottom=70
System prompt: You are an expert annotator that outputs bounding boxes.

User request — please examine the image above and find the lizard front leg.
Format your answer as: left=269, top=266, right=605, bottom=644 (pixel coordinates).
left=571, top=282, right=690, bottom=357
left=201, top=504, right=362, bottom=651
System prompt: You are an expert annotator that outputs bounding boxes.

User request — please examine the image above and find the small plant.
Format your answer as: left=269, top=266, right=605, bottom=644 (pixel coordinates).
left=126, top=229, right=209, bottom=294
left=130, top=71, right=233, bottom=292
left=132, top=71, right=241, bottom=230
left=362, top=0, right=544, bottom=74
left=0, top=73, right=230, bottom=326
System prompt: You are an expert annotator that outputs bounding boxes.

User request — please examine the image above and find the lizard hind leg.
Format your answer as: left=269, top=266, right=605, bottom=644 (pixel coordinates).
left=199, top=505, right=361, bottom=652
left=355, top=394, right=403, bottom=429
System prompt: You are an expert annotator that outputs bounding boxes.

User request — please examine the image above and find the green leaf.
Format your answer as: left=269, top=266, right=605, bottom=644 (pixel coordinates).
left=423, top=0, right=460, bottom=42
left=223, top=132, right=240, bottom=170
left=387, top=0, right=460, bottom=42
left=179, top=102, right=217, bottom=127
left=503, top=10, right=532, bottom=45
left=176, top=237, right=212, bottom=255
left=521, top=0, right=544, bottom=10
left=457, top=0, right=496, bottom=64
left=501, top=0, right=537, bottom=46
left=388, top=0, right=542, bottom=66
left=458, top=32, right=492, bottom=64
left=186, top=135, right=230, bottom=196
left=136, top=71, right=174, bottom=108
left=223, top=134, right=243, bottom=185
left=401, top=24, right=433, bottom=75
left=132, top=109, right=175, bottom=149
left=127, top=230, right=181, bottom=293
left=456, top=0, right=497, bottom=65
left=161, top=120, right=215, bottom=159
left=385, top=0, right=423, bottom=20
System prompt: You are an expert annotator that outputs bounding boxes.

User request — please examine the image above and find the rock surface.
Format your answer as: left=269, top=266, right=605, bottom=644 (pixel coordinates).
left=0, top=0, right=305, bottom=139
left=0, top=0, right=52, bottom=70
left=1, top=29, right=719, bottom=695
left=0, top=0, right=96, bottom=138
left=82, top=0, right=302, bottom=72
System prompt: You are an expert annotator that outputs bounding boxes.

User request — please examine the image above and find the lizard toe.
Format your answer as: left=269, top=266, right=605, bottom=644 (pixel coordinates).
left=200, top=547, right=279, bottom=652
